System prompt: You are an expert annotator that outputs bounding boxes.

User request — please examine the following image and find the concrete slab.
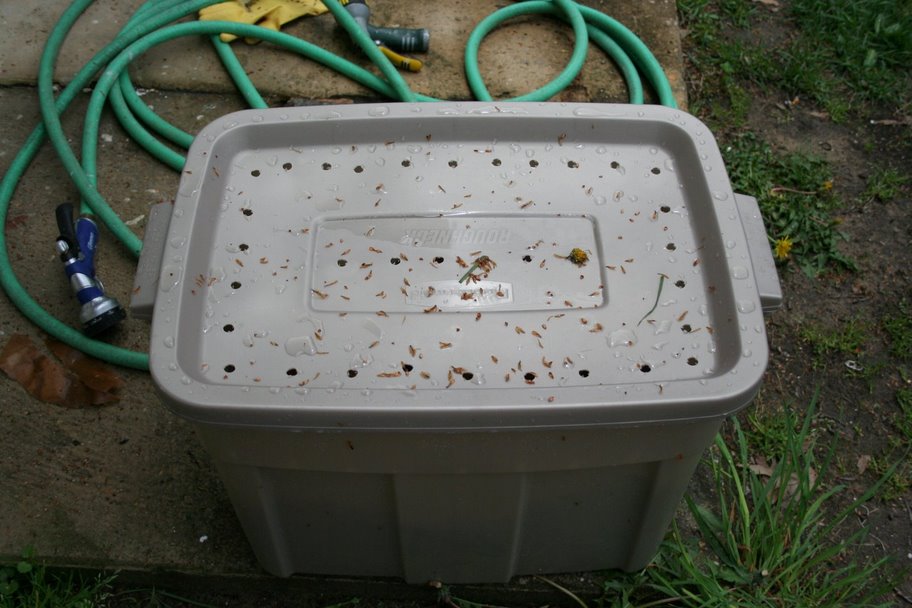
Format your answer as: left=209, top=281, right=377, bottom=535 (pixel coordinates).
left=0, top=0, right=685, bottom=106
left=1, top=0, right=686, bottom=599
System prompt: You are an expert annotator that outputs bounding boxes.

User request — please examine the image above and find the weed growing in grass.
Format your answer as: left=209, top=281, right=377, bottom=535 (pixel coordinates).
left=680, top=0, right=912, bottom=120
left=723, top=133, right=855, bottom=275
left=598, top=401, right=897, bottom=607
left=643, top=404, right=897, bottom=607
left=0, top=552, right=113, bottom=608
left=788, top=0, right=912, bottom=108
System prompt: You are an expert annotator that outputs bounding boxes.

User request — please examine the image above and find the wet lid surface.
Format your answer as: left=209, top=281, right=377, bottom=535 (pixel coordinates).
left=151, top=103, right=770, bottom=430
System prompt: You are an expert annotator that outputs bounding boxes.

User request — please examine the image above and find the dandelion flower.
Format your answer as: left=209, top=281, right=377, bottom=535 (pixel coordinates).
left=774, top=236, right=793, bottom=260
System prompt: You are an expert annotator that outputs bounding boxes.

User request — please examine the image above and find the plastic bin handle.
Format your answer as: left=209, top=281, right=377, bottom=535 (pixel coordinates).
left=735, top=193, right=783, bottom=315
left=129, top=202, right=173, bottom=320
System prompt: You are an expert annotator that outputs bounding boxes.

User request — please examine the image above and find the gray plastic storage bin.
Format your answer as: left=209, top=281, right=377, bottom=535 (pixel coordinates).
left=145, top=102, right=781, bottom=584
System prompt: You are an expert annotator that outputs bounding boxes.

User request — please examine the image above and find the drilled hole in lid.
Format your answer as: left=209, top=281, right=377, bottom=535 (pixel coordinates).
left=681, top=324, right=693, bottom=333
left=687, top=357, right=699, bottom=366
left=401, top=159, right=411, bottom=167
left=402, top=363, right=414, bottom=372
left=567, top=160, right=579, bottom=168
left=242, top=208, right=253, bottom=216
left=578, top=369, right=590, bottom=378
left=223, top=324, right=235, bottom=333
left=640, top=364, right=652, bottom=373
left=448, top=160, right=458, bottom=168
left=492, top=159, right=502, bottom=166
left=250, top=169, right=260, bottom=177
left=524, top=372, right=536, bottom=382
left=347, top=369, right=358, bottom=378
left=462, top=372, right=474, bottom=380
left=666, top=243, right=677, bottom=251
left=610, top=161, right=620, bottom=169
left=433, top=256, right=444, bottom=264
left=322, top=162, right=332, bottom=170
left=224, top=364, right=236, bottom=373
left=529, top=159, right=539, bottom=167
left=282, top=162, right=292, bottom=171
left=390, top=257, right=401, bottom=265
left=675, top=280, right=686, bottom=288
left=231, top=281, right=242, bottom=289
left=522, top=255, right=532, bottom=262
left=286, top=368, right=298, bottom=376
left=660, top=205, right=671, bottom=213
left=354, top=165, right=364, bottom=173
left=337, top=259, right=348, bottom=267
left=651, top=167, right=661, bottom=175
left=239, top=243, right=249, bottom=251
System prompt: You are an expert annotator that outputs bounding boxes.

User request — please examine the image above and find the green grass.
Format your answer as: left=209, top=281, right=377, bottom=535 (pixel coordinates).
left=723, top=133, right=855, bottom=275
left=862, top=167, right=909, bottom=205
left=598, top=401, right=897, bottom=607
left=883, top=301, right=912, bottom=362
left=799, top=316, right=867, bottom=369
left=679, top=0, right=912, bottom=122
left=0, top=554, right=113, bottom=608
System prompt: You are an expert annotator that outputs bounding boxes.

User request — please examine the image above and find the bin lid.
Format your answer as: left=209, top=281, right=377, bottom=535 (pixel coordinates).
left=150, top=103, right=771, bottom=430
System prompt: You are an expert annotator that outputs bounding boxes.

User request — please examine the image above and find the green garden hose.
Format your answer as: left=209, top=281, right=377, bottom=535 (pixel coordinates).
left=0, top=0, right=678, bottom=371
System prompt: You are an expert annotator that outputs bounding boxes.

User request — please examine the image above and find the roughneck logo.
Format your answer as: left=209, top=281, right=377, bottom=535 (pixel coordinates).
left=405, top=228, right=511, bottom=246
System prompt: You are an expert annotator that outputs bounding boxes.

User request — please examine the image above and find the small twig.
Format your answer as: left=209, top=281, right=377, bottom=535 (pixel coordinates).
left=534, top=576, right=588, bottom=608
left=895, top=587, right=912, bottom=605
left=638, top=273, right=666, bottom=326
left=770, top=185, right=818, bottom=196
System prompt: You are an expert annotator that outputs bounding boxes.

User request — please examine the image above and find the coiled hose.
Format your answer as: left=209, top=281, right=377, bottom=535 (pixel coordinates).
left=0, top=0, right=677, bottom=371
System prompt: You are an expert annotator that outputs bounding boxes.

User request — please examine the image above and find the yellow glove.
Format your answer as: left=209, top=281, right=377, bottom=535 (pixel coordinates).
left=199, top=0, right=328, bottom=44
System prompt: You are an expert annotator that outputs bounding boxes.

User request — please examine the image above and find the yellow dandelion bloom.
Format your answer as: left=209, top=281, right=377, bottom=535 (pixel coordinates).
left=774, top=236, right=793, bottom=260
left=822, top=180, right=834, bottom=191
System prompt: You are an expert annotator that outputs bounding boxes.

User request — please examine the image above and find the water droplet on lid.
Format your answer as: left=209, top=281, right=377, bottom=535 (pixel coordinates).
left=275, top=284, right=286, bottom=295
left=168, top=363, right=178, bottom=371
left=181, top=376, right=192, bottom=385
left=608, top=329, right=637, bottom=347
left=712, top=191, right=730, bottom=201
left=368, top=106, right=390, bottom=117
left=726, top=240, right=736, bottom=249
left=731, top=266, right=750, bottom=280
left=737, top=300, right=756, bottom=313
left=742, top=349, right=752, bottom=358
left=269, top=387, right=281, bottom=394
left=252, top=115, right=264, bottom=122
left=294, top=387, right=309, bottom=395
left=594, top=195, right=607, bottom=206
left=285, top=336, right=317, bottom=356
left=654, top=320, right=672, bottom=335
left=160, top=265, right=182, bottom=292
left=649, top=147, right=658, bottom=155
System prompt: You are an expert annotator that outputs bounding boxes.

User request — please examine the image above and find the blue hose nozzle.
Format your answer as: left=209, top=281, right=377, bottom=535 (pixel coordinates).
left=55, top=203, right=125, bottom=336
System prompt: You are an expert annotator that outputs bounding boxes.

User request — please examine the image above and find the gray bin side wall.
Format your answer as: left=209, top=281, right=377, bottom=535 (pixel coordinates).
left=196, top=418, right=720, bottom=583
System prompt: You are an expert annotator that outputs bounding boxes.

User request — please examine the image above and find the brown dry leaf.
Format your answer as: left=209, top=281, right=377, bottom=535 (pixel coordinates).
left=857, top=454, right=872, bottom=475
left=748, top=456, right=774, bottom=478
left=0, top=334, right=123, bottom=407
left=754, top=0, right=780, bottom=10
